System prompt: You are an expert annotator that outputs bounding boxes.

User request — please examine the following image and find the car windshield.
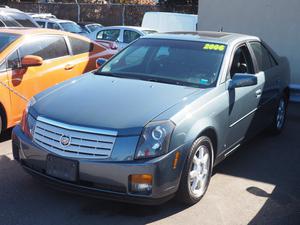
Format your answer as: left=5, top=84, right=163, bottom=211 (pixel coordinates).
left=60, top=22, right=84, bottom=33
left=0, top=33, right=20, bottom=52
left=97, top=38, right=226, bottom=88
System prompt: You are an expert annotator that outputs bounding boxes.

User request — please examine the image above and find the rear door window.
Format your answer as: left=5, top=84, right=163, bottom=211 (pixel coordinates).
left=36, top=21, right=46, bottom=28
left=68, top=37, right=93, bottom=55
left=96, top=29, right=120, bottom=41
left=123, top=30, right=141, bottom=44
left=0, top=20, right=5, bottom=27
left=47, top=22, right=60, bottom=30
left=250, top=42, right=276, bottom=71
left=19, top=36, right=69, bottom=60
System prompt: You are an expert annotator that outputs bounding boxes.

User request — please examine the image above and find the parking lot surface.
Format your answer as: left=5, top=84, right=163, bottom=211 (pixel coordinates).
left=0, top=103, right=299, bottom=225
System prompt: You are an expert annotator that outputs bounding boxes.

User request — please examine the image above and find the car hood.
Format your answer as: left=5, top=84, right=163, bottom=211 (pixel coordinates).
left=32, top=74, right=201, bottom=136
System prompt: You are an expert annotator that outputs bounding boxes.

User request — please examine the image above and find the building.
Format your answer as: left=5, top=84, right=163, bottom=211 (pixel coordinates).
left=198, top=0, right=300, bottom=101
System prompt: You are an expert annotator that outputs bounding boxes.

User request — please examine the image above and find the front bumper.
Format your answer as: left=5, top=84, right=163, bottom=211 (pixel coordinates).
left=12, top=125, right=188, bottom=205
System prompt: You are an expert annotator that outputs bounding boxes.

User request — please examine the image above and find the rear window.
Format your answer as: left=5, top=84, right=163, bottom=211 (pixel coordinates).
left=60, top=22, right=83, bottom=33
left=5, top=12, right=37, bottom=27
left=0, top=15, right=22, bottom=27
left=0, top=33, right=20, bottom=52
left=68, top=37, right=93, bottom=55
left=19, top=35, right=69, bottom=60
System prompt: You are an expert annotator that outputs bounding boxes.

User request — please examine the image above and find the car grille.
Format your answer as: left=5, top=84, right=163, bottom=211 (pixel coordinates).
left=33, top=116, right=117, bottom=159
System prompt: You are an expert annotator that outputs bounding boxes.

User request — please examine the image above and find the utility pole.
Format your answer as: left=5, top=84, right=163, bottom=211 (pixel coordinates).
left=74, top=0, right=80, bottom=22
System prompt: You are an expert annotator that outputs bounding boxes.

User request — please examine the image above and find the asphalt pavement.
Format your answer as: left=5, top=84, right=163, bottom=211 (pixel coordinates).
left=0, top=103, right=299, bottom=225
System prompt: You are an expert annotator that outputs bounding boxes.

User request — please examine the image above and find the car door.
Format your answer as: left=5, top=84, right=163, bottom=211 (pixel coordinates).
left=248, top=41, right=280, bottom=127
left=7, top=35, right=70, bottom=123
left=225, top=43, right=265, bottom=150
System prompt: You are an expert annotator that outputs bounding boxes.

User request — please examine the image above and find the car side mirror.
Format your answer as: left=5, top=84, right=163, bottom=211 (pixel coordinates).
left=228, top=74, right=257, bottom=90
left=21, top=55, right=43, bottom=68
left=96, top=58, right=107, bottom=69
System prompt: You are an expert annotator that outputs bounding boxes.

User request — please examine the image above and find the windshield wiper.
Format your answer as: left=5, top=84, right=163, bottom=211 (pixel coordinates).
left=94, top=71, right=129, bottom=78
left=146, top=78, right=185, bottom=86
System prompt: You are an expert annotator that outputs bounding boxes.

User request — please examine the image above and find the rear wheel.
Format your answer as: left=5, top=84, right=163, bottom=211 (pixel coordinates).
left=176, top=136, right=213, bottom=205
left=270, top=95, right=288, bottom=134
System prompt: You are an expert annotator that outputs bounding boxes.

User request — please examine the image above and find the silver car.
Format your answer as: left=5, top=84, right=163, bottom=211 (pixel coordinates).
left=89, top=26, right=157, bottom=50
left=12, top=31, right=290, bottom=205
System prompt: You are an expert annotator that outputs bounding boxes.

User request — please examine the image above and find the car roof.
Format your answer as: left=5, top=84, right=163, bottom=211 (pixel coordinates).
left=0, top=8, right=22, bottom=13
left=78, top=22, right=101, bottom=26
left=0, top=27, right=81, bottom=37
left=34, top=18, right=75, bottom=23
left=142, top=31, right=260, bottom=45
left=99, top=26, right=156, bottom=31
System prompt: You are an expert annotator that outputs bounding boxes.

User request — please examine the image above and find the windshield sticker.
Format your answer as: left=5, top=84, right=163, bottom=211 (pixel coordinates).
left=200, top=79, right=209, bottom=85
left=203, top=43, right=225, bottom=51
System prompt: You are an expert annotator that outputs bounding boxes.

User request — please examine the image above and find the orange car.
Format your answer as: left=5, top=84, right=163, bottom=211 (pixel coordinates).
left=0, top=28, right=116, bottom=134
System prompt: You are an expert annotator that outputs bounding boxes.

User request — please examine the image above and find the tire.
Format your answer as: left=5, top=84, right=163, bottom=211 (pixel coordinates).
left=176, top=136, right=213, bottom=205
left=269, top=95, right=288, bottom=135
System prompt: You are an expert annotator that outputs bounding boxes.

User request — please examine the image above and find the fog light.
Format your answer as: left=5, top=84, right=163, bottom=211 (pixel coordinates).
left=129, top=174, right=152, bottom=195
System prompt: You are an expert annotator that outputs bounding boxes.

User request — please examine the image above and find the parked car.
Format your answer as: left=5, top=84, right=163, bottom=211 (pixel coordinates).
left=142, top=12, right=198, bottom=32
left=34, top=18, right=89, bottom=37
left=0, top=8, right=39, bottom=28
left=78, top=22, right=103, bottom=33
left=0, top=28, right=116, bottom=134
left=89, top=26, right=157, bottom=50
left=12, top=31, right=290, bottom=205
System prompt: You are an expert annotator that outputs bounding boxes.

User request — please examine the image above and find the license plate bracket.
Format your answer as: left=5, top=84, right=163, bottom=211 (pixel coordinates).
left=46, top=155, right=78, bottom=182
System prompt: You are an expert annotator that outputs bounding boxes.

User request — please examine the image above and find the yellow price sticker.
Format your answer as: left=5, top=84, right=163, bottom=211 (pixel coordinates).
left=203, top=43, right=225, bottom=51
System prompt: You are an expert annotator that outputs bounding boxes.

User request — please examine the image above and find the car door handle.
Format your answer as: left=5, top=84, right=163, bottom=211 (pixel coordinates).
left=255, top=89, right=262, bottom=98
left=64, top=64, right=74, bottom=70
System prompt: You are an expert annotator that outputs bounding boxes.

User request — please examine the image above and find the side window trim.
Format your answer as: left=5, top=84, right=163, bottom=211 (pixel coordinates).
left=246, top=41, right=260, bottom=74
left=64, top=35, right=74, bottom=56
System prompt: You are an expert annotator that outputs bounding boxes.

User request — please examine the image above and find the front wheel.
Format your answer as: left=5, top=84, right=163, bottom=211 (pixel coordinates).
left=176, top=136, right=213, bottom=205
left=270, top=95, right=288, bottom=135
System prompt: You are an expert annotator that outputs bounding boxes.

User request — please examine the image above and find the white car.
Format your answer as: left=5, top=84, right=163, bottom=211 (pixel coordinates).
left=89, top=26, right=157, bottom=50
left=34, top=18, right=89, bottom=37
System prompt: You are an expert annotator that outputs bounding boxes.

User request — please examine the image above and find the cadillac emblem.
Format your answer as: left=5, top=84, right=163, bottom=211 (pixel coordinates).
left=60, top=135, right=71, bottom=147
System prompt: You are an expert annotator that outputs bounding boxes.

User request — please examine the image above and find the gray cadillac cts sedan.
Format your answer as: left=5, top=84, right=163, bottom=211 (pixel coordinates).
left=12, top=31, right=290, bottom=205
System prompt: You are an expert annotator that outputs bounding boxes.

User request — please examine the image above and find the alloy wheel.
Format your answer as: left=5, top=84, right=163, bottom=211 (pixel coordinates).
left=276, top=98, right=286, bottom=130
left=188, top=145, right=210, bottom=198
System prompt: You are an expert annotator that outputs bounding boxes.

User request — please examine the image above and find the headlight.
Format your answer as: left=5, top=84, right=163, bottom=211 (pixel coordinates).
left=21, top=98, right=37, bottom=138
left=135, top=120, right=175, bottom=159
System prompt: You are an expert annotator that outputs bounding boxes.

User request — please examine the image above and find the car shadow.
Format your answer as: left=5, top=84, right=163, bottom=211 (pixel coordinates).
left=214, top=103, right=300, bottom=225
